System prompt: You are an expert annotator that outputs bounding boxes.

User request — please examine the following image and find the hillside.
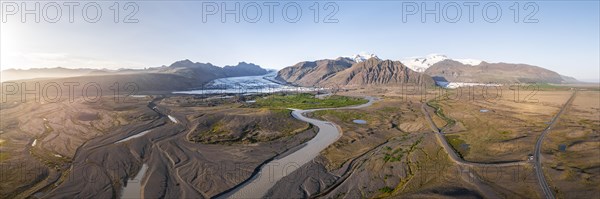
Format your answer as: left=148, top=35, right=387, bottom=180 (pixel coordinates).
left=326, top=58, right=434, bottom=86
left=424, top=60, right=571, bottom=84
left=276, top=57, right=355, bottom=86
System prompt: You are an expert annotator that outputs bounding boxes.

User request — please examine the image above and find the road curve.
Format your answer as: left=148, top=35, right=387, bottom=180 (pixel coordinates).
left=221, top=96, right=377, bottom=199
left=420, top=103, right=527, bottom=167
left=534, top=91, right=576, bottom=199
left=421, top=91, right=577, bottom=199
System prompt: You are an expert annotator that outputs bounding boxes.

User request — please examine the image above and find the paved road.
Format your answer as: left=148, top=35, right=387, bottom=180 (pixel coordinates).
left=222, top=96, right=377, bottom=199
left=534, top=91, right=576, bottom=199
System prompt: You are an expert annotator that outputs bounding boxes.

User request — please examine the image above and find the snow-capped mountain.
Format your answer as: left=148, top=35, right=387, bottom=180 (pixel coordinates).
left=401, top=54, right=482, bottom=72
left=348, top=52, right=380, bottom=63
left=276, top=53, right=578, bottom=88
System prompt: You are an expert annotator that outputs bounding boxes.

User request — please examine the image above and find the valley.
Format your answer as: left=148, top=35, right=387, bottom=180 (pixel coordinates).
left=2, top=0, right=598, bottom=197
left=1, top=55, right=598, bottom=199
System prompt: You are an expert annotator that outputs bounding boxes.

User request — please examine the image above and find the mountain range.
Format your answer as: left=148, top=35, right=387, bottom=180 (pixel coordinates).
left=1, top=60, right=269, bottom=92
left=1, top=53, right=580, bottom=93
left=276, top=53, right=579, bottom=87
left=276, top=56, right=433, bottom=87
left=424, top=59, right=575, bottom=84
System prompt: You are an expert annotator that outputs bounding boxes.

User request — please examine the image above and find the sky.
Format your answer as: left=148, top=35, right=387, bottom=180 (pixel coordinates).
left=1, top=1, right=599, bottom=81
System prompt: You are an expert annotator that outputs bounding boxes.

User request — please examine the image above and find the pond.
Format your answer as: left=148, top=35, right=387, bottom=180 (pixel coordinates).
left=558, top=144, right=567, bottom=152
left=353, top=119, right=367, bottom=124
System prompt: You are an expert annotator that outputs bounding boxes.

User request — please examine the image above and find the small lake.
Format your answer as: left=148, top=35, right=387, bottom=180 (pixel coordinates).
left=558, top=144, right=567, bottom=152
left=460, top=143, right=470, bottom=150
left=353, top=119, right=367, bottom=124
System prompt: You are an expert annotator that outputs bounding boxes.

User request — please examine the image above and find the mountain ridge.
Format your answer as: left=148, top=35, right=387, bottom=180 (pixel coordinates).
left=1, top=60, right=269, bottom=82
left=1, top=60, right=270, bottom=93
left=424, top=59, right=575, bottom=84
left=276, top=57, right=434, bottom=87
left=276, top=53, right=579, bottom=87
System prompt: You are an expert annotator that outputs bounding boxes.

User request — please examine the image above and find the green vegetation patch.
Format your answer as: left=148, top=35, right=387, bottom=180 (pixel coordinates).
left=207, top=121, right=229, bottom=136
left=312, top=109, right=368, bottom=122
left=578, top=119, right=600, bottom=131
left=254, top=93, right=368, bottom=109
left=528, top=83, right=567, bottom=91
left=190, top=108, right=312, bottom=144
left=446, top=135, right=469, bottom=158
left=0, top=152, right=10, bottom=162
left=383, top=137, right=423, bottom=163
left=378, top=186, right=394, bottom=193
left=427, top=101, right=456, bottom=128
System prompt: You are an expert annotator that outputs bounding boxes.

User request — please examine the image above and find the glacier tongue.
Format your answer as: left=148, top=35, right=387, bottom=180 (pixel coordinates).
left=172, top=72, right=325, bottom=95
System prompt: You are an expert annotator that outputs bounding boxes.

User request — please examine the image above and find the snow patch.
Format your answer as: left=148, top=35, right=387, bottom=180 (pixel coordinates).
left=168, top=115, right=178, bottom=123
left=116, top=130, right=152, bottom=143
left=453, top=59, right=482, bottom=66
left=402, top=54, right=482, bottom=72
left=347, top=52, right=379, bottom=63
left=401, top=54, right=449, bottom=72
left=436, top=81, right=501, bottom=89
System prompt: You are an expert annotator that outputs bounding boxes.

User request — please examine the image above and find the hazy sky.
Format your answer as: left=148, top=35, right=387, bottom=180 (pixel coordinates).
left=1, top=1, right=599, bottom=81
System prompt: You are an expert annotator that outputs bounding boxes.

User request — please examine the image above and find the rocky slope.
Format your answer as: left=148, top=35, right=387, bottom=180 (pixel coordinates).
left=275, top=57, right=355, bottom=86
left=425, top=59, right=570, bottom=84
left=223, top=62, right=269, bottom=77
left=327, top=58, right=434, bottom=86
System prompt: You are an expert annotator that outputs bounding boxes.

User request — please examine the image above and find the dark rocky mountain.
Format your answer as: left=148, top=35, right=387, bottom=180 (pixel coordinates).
left=223, top=62, right=269, bottom=77
left=152, top=60, right=268, bottom=81
left=276, top=57, right=355, bottom=86
left=326, top=58, right=434, bottom=86
left=276, top=57, right=434, bottom=87
left=153, top=59, right=226, bottom=80
left=424, top=60, right=573, bottom=84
